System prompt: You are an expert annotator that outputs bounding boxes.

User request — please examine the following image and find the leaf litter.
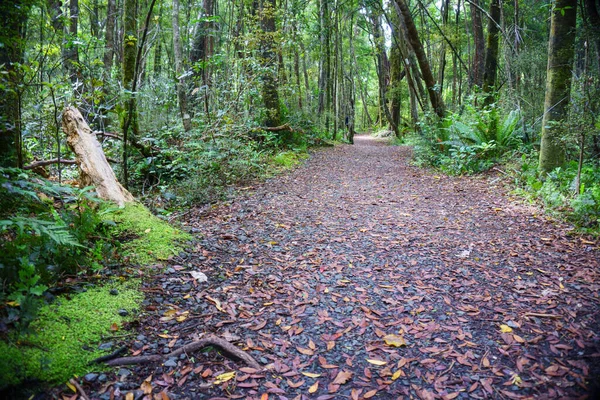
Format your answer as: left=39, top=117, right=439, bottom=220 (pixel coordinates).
left=74, top=136, right=600, bottom=399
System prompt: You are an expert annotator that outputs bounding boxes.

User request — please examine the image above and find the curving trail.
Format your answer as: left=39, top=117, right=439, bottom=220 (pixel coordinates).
left=98, top=136, right=600, bottom=399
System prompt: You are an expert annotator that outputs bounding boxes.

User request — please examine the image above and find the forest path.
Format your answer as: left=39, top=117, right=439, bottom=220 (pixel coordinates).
left=113, top=136, right=599, bottom=399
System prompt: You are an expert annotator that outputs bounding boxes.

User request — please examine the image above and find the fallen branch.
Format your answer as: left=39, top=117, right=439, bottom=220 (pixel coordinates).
left=69, top=378, right=90, bottom=400
left=523, top=312, right=562, bottom=319
left=24, top=157, right=119, bottom=170
left=23, top=159, right=77, bottom=170
left=261, top=123, right=292, bottom=132
left=93, top=131, right=122, bottom=140
left=103, top=334, right=261, bottom=369
left=90, top=345, right=128, bottom=365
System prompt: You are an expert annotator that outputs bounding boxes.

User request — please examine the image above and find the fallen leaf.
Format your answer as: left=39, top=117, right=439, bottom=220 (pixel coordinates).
left=499, top=324, right=513, bottom=333
left=188, top=271, right=208, bottom=282
left=308, top=381, right=319, bottom=394
left=140, top=378, right=153, bottom=394
left=301, top=372, right=321, bottom=378
left=332, top=370, right=353, bottom=385
left=366, top=359, right=386, bottom=366
left=213, top=371, right=235, bottom=385
left=110, top=322, right=119, bottom=331
left=364, top=389, right=378, bottom=398
left=297, top=347, right=314, bottom=356
left=383, top=334, right=406, bottom=347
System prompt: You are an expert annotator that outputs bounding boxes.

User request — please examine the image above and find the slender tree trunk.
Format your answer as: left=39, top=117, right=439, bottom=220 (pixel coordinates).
left=172, top=0, right=192, bottom=131
left=437, top=0, right=450, bottom=94
left=584, top=0, right=600, bottom=75
left=539, top=0, right=577, bottom=173
left=482, top=0, right=501, bottom=106
left=394, top=0, right=445, bottom=118
left=104, top=0, right=117, bottom=74
left=470, top=0, right=485, bottom=87
left=65, top=0, right=80, bottom=87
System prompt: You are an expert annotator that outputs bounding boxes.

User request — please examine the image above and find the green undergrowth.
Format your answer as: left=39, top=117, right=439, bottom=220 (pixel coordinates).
left=271, top=150, right=309, bottom=170
left=0, top=279, right=143, bottom=389
left=108, top=202, right=192, bottom=265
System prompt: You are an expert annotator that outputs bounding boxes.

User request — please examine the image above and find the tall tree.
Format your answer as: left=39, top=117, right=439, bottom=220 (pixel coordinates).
left=0, top=0, right=32, bottom=167
left=258, top=0, right=282, bottom=127
left=539, top=0, right=577, bottom=173
left=122, top=0, right=139, bottom=136
left=482, top=0, right=501, bottom=106
left=172, top=0, right=192, bottom=131
left=470, top=0, right=485, bottom=87
left=394, top=0, right=445, bottom=118
left=104, top=0, right=117, bottom=74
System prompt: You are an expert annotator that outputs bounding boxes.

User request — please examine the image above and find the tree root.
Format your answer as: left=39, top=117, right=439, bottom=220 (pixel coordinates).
left=103, top=335, right=261, bottom=369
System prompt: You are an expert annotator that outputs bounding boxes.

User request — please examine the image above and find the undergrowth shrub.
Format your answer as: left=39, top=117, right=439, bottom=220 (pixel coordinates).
left=514, top=156, right=600, bottom=230
left=0, top=168, right=116, bottom=332
left=409, top=106, right=523, bottom=175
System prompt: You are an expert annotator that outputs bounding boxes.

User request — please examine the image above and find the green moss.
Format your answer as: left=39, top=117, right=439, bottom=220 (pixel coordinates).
left=0, top=280, right=143, bottom=388
left=272, top=151, right=308, bottom=169
left=109, top=203, right=191, bottom=265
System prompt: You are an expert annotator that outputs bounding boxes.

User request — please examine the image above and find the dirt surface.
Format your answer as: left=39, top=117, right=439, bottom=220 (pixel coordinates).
left=83, top=136, right=600, bottom=399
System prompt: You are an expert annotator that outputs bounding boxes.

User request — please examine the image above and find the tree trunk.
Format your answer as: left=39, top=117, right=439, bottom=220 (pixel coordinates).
left=172, top=0, right=192, bottom=131
left=65, top=0, right=80, bottom=86
left=437, top=0, right=450, bottom=93
left=259, top=0, right=282, bottom=128
left=539, top=0, right=577, bottom=173
left=0, top=0, right=30, bottom=168
left=394, top=0, right=445, bottom=118
left=104, top=0, right=116, bottom=74
left=470, top=0, right=485, bottom=87
left=584, top=0, right=600, bottom=75
left=122, top=0, right=139, bottom=137
left=62, top=107, right=134, bottom=206
left=482, top=0, right=501, bottom=106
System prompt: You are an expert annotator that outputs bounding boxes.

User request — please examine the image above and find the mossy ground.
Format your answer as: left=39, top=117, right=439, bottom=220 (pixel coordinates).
left=0, top=280, right=143, bottom=389
left=272, top=151, right=309, bottom=170
left=108, top=202, right=192, bottom=265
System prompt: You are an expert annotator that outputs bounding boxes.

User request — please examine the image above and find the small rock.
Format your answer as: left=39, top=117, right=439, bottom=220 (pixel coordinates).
left=163, top=347, right=171, bottom=354
left=133, top=341, right=144, bottom=350
left=109, top=289, right=119, bottom=296
left=98, top=342, right=113, bottom=350
left=98, top=374, right=107, bottom=383
left=117, top=368, right=132, bottom=376
left=136, top=334, right=146, bottom=341
left=118, top=309, right=129, bottom=317
left=164, top=358, right=178, bottom=368
left=84, top=373, right=98, bottom=383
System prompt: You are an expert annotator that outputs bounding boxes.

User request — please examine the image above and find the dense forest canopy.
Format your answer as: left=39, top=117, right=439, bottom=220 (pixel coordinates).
left=0, top=0, right=598, bottom=178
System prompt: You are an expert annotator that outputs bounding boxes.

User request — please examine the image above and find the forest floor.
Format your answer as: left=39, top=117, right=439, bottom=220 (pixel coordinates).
left=80, top=135, right=600, bottom=400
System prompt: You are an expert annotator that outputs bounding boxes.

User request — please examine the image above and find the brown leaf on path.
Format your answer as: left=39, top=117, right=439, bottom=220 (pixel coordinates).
left=250, top=320, right=267, bottom=331
left=296, top=346, right=314, bottom=356
left=363, top=389, right=378, bottom=398
left=287, top=379, right=305, bottom=388
left=326, top=341, right=335, bottom=350
left=332, top=370, right=353, bottom=385
left=308, top=381, right=319, bottom=394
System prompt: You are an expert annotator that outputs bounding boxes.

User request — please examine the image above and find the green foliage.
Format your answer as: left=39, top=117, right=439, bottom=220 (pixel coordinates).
left=0, top=280, right=143, bottom=389
left=0, top=168, right=117, bottom=332
left=408, top=106, right=523, bottom=175
left=514, top=155, right=600, bottom=231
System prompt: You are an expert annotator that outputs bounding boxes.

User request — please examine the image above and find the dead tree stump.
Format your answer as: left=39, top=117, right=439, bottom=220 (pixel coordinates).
left=62, top=107, right=134, bottom=206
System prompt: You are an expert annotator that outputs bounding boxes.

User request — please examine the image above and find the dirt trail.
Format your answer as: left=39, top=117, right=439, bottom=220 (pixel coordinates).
left=94, top=136, right=600, bottom=399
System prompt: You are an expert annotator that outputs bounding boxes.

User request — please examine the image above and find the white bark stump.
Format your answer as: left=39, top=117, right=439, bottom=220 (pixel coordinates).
left=62, top=107, right=134, bottom=206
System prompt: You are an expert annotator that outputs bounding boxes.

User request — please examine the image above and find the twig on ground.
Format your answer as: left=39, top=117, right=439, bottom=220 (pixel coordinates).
left=103, top=334, right=261, bottom=369
left=90, top=346, right=128, bottom=364
left=69, top=378, right=90, bottom=400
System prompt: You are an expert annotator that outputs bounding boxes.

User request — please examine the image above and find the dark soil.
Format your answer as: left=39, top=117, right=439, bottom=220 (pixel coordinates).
left=76, top=136, right=600, bottom=399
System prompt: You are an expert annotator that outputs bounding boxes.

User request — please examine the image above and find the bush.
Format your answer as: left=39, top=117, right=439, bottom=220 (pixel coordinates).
left=514, top=156, right=600, bottom=230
